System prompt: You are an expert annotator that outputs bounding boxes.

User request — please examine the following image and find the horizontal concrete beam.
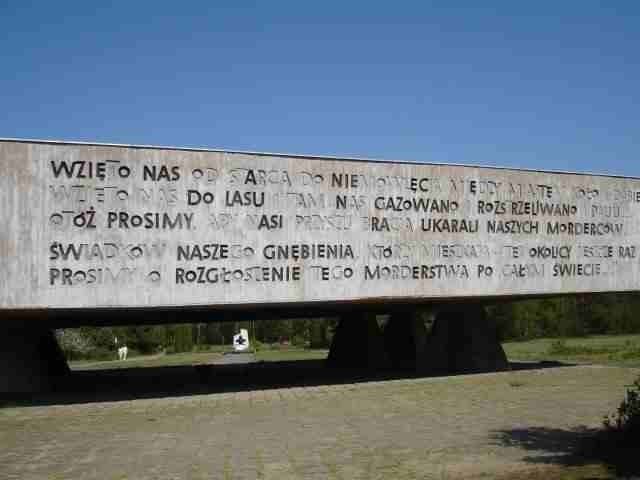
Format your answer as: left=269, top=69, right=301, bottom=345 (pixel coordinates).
left=2, top=139, right=640, bottom=317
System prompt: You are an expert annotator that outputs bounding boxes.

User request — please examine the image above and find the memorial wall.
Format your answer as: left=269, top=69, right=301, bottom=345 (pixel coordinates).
left=1, top=139, right=639, bottom=311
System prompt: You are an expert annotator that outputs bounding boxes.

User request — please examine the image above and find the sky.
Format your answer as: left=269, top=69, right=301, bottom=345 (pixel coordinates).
left=1, top=1, right=638, bottom=176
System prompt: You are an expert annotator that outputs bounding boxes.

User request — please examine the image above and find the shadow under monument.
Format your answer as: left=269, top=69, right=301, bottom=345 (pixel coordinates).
left=492, top=426, right=640, bottom=478
left=0, top=358, right=570, bottom=408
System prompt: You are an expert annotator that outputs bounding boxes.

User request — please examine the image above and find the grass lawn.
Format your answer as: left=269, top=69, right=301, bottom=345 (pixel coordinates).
left=70, top=334, right=640, bottom=371
left=504, top=333, right=640, bottom=367
left=70, top=347, right=328, bottom=370
left=255, top=348, right=328, bottom=362
left=70, top=350, right=224, bottom=370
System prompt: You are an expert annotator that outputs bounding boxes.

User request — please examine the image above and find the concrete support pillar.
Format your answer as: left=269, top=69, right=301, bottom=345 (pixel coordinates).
left=327, top=313, right=388, bottom=369
left=0, top=327, right=69, bottom=393
left=424, top=305, right=509, bottom=375
left=384, top=312, right=429, bottom=372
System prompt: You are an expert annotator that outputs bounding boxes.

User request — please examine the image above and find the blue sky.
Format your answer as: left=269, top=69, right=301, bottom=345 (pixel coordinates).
left=1, top=1, right=638, bottom=175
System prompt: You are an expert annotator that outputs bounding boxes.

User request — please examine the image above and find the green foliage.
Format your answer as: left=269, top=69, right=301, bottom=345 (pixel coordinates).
left=55, top=329, right=95, bottom=361
left=56, top=292, right=640, bottom=363
left=172, top=325, right=194, bottom=353
left=291, top=334, right=308, bottom=348
left=88, top=347, right=116, bottom=361
left=489, top=293, right=640, bottom=343
left=309, top=318, right=331, bottom=348
left=604, top=376, right=640, bottom=443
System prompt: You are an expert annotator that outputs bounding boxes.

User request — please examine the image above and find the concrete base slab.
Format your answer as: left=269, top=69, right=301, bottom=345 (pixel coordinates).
left=0, top=328, right=69, bottom=393
left=425, top=305, right=509, bottom=375
left=327, top=313, right=389, bottom=369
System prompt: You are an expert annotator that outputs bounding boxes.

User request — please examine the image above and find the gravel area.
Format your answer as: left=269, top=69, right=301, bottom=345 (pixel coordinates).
left=1, top=365, right=638, bottom=479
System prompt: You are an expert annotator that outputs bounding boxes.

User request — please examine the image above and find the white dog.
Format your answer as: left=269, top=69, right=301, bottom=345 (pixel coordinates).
left=117, top=345, right=128, bottom=360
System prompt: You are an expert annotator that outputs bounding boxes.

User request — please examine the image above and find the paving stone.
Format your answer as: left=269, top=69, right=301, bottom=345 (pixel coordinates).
left=1, top=365, right=638, bottom=479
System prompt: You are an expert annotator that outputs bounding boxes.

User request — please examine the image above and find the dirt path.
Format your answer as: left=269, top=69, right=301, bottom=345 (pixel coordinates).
left=1, top=365, right=638, bottom=479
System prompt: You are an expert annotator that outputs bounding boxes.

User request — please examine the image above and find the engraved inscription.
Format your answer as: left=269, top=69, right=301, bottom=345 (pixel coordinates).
left=2, top=140, right=640, bottom=310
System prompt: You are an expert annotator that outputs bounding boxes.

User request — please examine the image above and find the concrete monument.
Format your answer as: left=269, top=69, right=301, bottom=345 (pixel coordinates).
left=1, top=138, right=639, bottom=390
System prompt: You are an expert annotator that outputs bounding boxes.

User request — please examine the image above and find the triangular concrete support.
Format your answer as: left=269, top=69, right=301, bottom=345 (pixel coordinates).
left=0, top=327, right=69, bottom=393
left=327, top=313, right=389, bottom=369
left=384, top=312, right=429, bottom=372
left=424, top=305, right=509, bottom=375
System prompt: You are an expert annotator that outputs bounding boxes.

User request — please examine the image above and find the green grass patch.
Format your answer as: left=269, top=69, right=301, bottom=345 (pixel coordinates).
left=255, top=348, right=328, bottom=362
left=70, top=348, right=329, bottom=370
left=504, top=334, right=640, bottom=367
left=70, top=350, right=224, bottom=370
left=69, top=334, right=640, bottom=371
left=547, top=339, right=614, bottom=356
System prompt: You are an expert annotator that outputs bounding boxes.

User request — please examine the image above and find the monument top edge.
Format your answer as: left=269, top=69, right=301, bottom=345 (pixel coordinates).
left=0, top=136, right=636, bottom=181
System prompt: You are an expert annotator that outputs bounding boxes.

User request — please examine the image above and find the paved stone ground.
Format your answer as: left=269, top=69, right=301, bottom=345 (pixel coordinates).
left=1, top=365, right=638, bottom=480
left=215, top=353, right=256, bottom=365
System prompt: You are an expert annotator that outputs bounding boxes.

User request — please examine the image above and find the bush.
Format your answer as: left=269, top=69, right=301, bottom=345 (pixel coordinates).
left=291, top=334, right=308, bottom=348
left=56, top=329, right=94, bottom=360
left=604, top=376, right=640, bottom=443
left=173, top=325, right=194, bottom=353
left=90, top=347, right=116, bottom=361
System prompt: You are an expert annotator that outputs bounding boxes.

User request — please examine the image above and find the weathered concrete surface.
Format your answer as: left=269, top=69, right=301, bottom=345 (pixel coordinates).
left=0, top=328, right=69, bottom=392
left=424, top=305, right=509, bottom=375
left=327, top=314, right=389, bottom=368
left=2, top=139, right=640, bottom=316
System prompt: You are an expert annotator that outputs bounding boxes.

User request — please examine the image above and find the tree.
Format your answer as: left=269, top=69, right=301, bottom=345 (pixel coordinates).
left=173, top=325, right=194, bottom=353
